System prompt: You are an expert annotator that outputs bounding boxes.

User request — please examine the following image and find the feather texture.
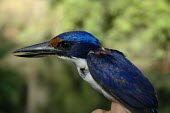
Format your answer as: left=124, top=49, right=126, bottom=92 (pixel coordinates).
left=87, top=48, right=158, bottom=112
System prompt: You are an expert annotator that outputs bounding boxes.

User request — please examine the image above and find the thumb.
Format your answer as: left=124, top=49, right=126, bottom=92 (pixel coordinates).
left=92, top=109, right=107, bottom=113
left=110, top=102, right=127, bottom=113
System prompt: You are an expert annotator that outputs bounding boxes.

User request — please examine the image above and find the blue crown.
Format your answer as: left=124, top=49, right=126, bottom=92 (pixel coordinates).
left=58, top=31, right=101, bottom=47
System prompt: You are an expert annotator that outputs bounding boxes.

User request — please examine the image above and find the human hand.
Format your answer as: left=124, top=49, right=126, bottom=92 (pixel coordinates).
left=92, top=102, right=127, bottom=113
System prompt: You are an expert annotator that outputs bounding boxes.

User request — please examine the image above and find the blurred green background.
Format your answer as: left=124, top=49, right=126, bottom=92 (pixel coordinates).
left=0, top=0, right=170, bottom=113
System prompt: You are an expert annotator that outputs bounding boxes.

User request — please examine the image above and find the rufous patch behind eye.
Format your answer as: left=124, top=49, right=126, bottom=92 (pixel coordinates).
left=95, top=50, right=109, bottom=55
left=50, top=37, right=62, bottom=47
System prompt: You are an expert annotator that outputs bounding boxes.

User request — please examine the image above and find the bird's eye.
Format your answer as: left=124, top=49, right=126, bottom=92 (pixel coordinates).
left=58, top=41, right=71, bottom=49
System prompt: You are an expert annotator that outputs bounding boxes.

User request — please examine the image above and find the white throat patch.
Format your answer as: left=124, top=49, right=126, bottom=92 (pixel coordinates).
left=57, top=56, right=115, bottom=101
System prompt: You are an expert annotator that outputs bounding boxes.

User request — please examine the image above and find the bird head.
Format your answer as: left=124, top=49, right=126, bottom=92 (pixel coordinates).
left=13, top=31, right=101, bottom=59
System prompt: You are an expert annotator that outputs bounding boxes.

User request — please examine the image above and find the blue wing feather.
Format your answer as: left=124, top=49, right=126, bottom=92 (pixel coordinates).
left=87, top=49, right=158, bottom=109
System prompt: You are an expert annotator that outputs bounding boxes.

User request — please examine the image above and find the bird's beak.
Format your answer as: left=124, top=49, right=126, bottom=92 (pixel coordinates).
left=13, top=42, right=60, bottom=58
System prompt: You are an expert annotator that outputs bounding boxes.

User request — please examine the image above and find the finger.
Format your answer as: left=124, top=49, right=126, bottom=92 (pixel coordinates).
left=104, top=110, right=111, bottom=113
left=110, top=102, right=127, bottom=113
left=92, top=109, right=107, bottom=113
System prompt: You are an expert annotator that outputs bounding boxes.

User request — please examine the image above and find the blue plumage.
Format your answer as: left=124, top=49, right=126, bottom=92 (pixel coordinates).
left=14, top=31, right=158, bottom=113
left=57, top=31, right=101, bottom=47
left=51, top=31, right=101, bottom=58
left=87, top=49, right=158, bottom=112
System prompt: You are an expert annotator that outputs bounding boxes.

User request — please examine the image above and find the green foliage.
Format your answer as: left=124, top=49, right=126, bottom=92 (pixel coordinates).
left=0, top=0, right=170, bottom=113
left=0, top=68, right=26, bottom=113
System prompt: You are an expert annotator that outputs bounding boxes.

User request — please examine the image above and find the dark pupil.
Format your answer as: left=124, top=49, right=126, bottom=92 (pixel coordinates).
left=60, top=42, right=70, bottom=48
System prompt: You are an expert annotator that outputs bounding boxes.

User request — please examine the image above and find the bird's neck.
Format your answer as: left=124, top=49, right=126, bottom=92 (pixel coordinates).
left=58, top=56, right=88, bottom=79
left=58, top=56, right=87, bottom=69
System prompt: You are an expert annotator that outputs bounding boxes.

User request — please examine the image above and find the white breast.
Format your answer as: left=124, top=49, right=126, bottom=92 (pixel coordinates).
left=68, top=57, right=115, bottom=101
left=58, top=56, right=131, bottom=113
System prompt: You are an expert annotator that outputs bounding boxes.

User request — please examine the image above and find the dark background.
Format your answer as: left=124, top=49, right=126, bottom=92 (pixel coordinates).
left=0, top=0, right=170, bottom=113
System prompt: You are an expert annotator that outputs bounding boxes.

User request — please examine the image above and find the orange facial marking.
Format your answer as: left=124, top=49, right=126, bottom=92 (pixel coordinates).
left=95, top=50, right=109, bottom=55
left=50, top=37, right=62, bottom=47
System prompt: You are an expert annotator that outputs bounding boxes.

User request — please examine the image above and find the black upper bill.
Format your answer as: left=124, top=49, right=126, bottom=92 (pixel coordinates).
left=13, top=42, right=59, bottom=58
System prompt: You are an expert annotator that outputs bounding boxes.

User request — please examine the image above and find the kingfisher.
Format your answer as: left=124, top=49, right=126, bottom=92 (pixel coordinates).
left=13, top=31, right=158, bottom=113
